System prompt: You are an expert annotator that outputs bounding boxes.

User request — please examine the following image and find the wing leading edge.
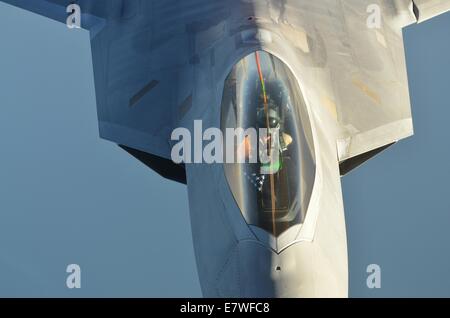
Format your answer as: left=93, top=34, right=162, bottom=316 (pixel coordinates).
left=413, top=0, right=450, bottom=22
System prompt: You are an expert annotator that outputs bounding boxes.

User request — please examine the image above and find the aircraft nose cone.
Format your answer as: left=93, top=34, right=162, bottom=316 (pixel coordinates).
left=216, top=240, right=314, bottom=297
left=216, top=240, right=346, bottom=297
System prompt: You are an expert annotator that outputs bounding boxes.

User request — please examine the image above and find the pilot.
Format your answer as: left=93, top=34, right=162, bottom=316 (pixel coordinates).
left=238, top=96, right=293, bottom=175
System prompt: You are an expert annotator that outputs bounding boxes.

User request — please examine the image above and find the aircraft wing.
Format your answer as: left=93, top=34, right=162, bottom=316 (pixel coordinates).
left=413, top=0, right=450, bottom=22
left=333, top=0, right=449, bottom=167
left=2, top=0, right=181, bottom=159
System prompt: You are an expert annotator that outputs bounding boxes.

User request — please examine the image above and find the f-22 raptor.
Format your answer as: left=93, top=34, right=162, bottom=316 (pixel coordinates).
left=2, top=0, right=450, bottom=297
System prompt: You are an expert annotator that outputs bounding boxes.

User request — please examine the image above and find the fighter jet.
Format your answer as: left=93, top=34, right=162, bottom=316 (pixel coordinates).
left=2, top=0, right=449, bottom=297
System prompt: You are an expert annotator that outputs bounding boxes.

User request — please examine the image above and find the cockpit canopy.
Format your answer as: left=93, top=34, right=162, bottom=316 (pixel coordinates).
left=221, top=51, right=316, bottom=237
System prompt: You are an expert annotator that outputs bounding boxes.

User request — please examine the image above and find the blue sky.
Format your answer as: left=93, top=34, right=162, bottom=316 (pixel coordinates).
left=0, top=3, right=449, bottom=297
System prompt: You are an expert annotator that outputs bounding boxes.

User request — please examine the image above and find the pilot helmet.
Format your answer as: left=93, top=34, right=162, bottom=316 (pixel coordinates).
left=257, top=106, right=281, bottom=130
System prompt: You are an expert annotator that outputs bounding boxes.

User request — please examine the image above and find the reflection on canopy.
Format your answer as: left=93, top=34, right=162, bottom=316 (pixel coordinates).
left=221, top=51, right=316, bottom=237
